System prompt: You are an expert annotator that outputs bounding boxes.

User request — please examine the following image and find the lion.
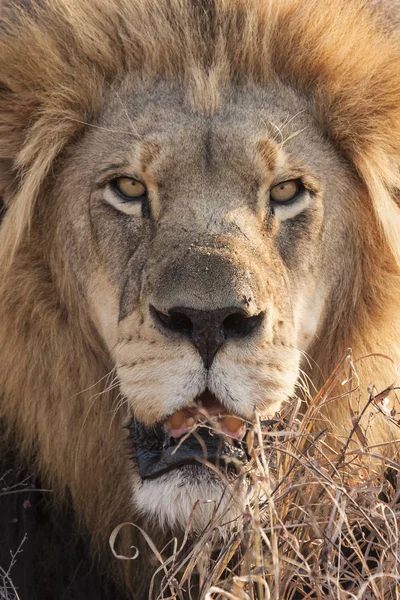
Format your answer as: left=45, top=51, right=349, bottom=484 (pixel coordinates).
left=0, top=0, right=400, bottom=598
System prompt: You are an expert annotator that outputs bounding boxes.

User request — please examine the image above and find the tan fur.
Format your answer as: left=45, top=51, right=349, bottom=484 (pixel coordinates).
left=1, top=0, right=400, bottom=595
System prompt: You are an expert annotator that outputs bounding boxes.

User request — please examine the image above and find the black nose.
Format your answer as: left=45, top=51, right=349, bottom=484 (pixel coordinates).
left=150, top=305, right=264, bottom=368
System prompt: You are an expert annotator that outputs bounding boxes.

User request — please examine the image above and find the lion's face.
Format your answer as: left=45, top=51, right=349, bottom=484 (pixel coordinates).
left=56, top=80, right=353, bottom=529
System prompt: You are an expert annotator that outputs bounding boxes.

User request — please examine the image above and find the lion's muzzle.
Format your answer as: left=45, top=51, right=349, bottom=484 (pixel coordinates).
left=143, top=234, right=269, bottom=369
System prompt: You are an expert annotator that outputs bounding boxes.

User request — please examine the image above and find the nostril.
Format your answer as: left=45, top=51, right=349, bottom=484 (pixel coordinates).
left=223, top=311, right=264, bottom=339
left=150, top=306, right=193, bottom=336
left=168, top=312, right=193, bottom=335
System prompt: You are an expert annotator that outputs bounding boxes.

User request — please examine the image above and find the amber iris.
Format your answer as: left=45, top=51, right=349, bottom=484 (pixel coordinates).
left=114, top=177, right=147, bottom=199
left=270, top=179, right=300, bottom=203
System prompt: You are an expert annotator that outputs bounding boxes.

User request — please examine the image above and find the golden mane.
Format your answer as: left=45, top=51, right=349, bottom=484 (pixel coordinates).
left=1, top=0, right=400, bottom=595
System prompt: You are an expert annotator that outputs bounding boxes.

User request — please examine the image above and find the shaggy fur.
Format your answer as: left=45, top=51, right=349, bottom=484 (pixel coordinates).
left=1, top=0, right=400, bottom=597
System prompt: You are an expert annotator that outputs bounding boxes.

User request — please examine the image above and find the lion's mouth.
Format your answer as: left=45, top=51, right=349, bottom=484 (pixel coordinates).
left=128, top=390, right=250, bottom=480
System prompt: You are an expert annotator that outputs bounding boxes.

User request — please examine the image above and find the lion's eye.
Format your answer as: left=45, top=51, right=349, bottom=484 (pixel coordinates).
left=104, top=177, right=150, bottom=218
left=270, top=180, right=301, bottom=203
left=112, top=177, right=147, bottom=199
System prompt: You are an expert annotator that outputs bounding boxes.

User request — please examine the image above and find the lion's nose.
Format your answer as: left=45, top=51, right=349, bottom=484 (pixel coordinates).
left=150, top=305, right=264, bottom=368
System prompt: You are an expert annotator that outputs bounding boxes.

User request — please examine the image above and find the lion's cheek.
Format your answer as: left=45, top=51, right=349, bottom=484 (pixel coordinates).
left=294, top=286, right=328, bottom=352
left=86, top=272, right=121, bottom=350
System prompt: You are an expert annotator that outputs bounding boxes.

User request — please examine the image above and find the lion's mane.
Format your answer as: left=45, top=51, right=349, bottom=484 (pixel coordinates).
left=0, top=0, right=400, bottom=597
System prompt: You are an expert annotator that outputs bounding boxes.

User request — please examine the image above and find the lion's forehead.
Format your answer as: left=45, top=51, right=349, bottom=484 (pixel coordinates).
left=90, top=82, right=328, bottom=180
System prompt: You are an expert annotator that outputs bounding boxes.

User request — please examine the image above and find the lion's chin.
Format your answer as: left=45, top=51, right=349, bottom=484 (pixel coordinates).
left=133, top=465, right=249, bottom=534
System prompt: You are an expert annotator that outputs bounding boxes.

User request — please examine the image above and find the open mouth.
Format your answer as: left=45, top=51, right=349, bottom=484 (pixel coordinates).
left=128, top=390, right=250, bottom=480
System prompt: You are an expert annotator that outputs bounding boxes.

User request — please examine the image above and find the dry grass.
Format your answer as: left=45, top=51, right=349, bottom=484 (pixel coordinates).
left=0, top=471, right=32, bottom=600
left=0, top=537, right=25, bottom=600
left=0, top=527, right=25, bottom=600
left=113, top=351, right=400, bottom=600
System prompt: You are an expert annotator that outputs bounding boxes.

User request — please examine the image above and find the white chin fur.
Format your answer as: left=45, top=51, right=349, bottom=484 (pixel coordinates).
left=134, top=466, right=249, bottom=534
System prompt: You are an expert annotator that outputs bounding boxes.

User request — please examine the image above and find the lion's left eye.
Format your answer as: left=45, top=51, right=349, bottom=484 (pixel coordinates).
left=270, top=180, right=302, bottom=203
left=112, top=177, right=147, bottom=200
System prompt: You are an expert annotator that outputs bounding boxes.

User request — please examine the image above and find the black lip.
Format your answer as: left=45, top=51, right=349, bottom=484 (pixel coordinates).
left=127, top=418, right=249, bottom=480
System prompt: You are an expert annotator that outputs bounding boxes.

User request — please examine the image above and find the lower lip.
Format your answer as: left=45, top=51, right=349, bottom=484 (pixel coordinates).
left=128, top=418, right=249, bottom=480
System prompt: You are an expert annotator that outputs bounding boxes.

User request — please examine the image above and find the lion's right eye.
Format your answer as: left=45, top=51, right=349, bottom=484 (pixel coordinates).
left=112, top=177, right=147, bottom=200
left=104, top=177, right=150, bottom=217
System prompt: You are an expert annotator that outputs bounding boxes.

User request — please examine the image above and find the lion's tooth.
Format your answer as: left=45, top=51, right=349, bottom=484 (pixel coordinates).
left=168, top=411, right=185, bottom=429
left=186, top=416, right=195, bottom=427
left=224, top=415, right=243, bottom=433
